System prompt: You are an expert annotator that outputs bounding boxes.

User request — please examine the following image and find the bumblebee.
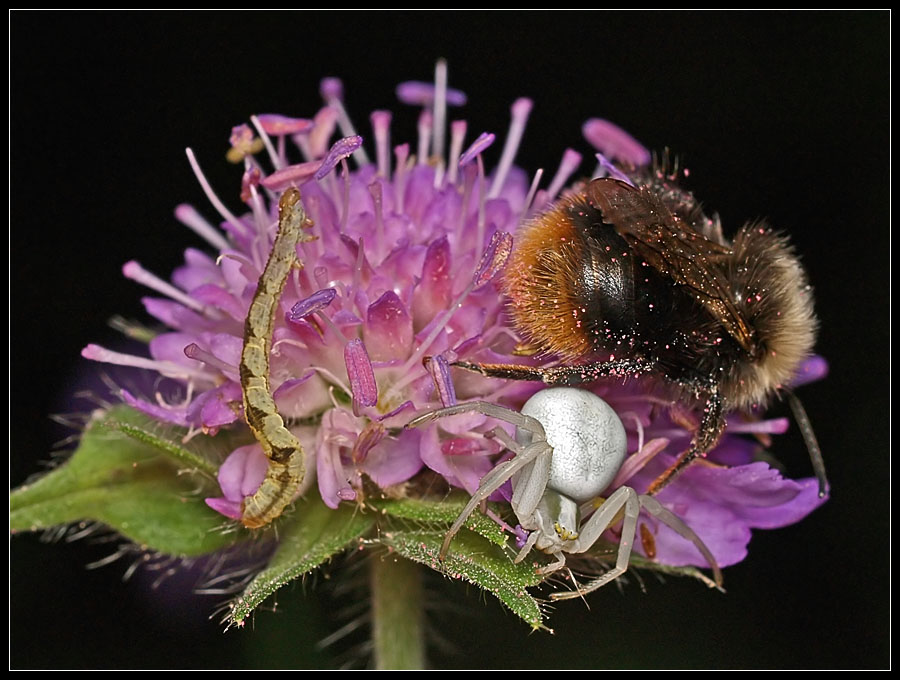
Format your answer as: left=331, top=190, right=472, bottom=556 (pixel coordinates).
left=455, top=168, right=826, bottom=495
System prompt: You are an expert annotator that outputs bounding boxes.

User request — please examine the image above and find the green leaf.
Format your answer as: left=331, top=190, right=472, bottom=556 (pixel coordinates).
left=10, top=405, right=241, bottom=556
left=228, top=496, right=375, bottom=626
left=367, top=494, right=508, bottom=547
left=95, top=412, right=217, bottom=477
left=377, top=527, right=546, bottom=630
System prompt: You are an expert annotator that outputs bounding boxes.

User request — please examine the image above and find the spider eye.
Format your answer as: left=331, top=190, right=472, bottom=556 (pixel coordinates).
left=553, top=521, right=579, bottom=541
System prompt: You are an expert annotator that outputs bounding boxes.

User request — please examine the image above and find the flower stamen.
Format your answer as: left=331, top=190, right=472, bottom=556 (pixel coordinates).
left=543, top=148, right=583, bottom=205
left=432, top=58, right=448, bottom=161
left=415, top=109, right=431, bottom=165
left=122, top=260, right=215, bottom=317
left=520, top=167, right=544, bottom=223
left=344, top=338, right=378, bottom=416
left=488, top=97, right=533, bottom=199
left=183, top=342, right=237, bottom=377
left=185, top=148, right=251, bottom=238
left=250, top=114, right=282, bottom=171
left=320, top=77, right=370, bottom=166
left=371, top=110, right=391, bottom=179
left=447, top=120, right=467, bottom=186
left=173, top=204, right=231, bottom=252
left=81, top=343, right=208, bottom=381
left=392, top=143, right=410, bottom=208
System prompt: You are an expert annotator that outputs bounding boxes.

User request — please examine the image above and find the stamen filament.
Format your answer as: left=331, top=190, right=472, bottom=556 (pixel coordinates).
left=447, top=120, right=467, bottom=185
left=416, top=109, right=431, bottom=165
left=122, top=260, right=209, bottom=315
left=174, top=204, right=232, bottom=251
left=488, top=97, right=532, bottom=199
left=250, top=115, right=282, bottom=171
left=320, top=77, right=370, bottom=166
left=82, top=343, right=208, bottom=380
left=185, top=148, right=250, bottom=237
left=432, top=58, right=448, bottom=161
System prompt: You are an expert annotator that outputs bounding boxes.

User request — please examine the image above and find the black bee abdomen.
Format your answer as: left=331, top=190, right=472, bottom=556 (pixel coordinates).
left=566, top=198, right=742, bottom=383
left=567, top=200, right=663, bottom=349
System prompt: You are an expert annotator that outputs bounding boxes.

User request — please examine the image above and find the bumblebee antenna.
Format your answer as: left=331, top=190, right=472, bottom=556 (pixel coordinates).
left=784, top=388, right=828, bottom=498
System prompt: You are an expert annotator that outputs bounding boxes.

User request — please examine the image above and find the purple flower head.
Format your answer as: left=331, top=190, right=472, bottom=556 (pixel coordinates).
left=86, top=68, right=543, bottom=520
left=82, top=66, right=827, bottom=585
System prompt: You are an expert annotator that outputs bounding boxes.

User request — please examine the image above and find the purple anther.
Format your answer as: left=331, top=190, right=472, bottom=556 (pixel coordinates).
left=428, top=354, right=457, bottom=407
left=514, top=525, right=530, bottom=550
left=396, top=81, right=468, bottom=107
left=459, top=132, right=495, bottom=167
left=595, top=152, right=635, bottom=186
left=583, top=118, right=651, bottom=166
left=320, top=77, right=343, bottom=101
left=472, top=231, right=513, bottom=288
left=344, top=338, right=378, bottom=415
left=315, top=135, right=365, bottom=180
left=229, top=124, right=255, bottom=149
left=290, top=288, right=338, bottom=321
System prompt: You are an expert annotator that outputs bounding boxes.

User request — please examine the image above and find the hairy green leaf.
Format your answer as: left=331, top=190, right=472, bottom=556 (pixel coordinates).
left=368, top=494, right=508, bottom=546
left=11, top=405, right=240, bottom=556
left=228, top=496, right=375, bottom=626
left=376, top=527, right=545, bottom=630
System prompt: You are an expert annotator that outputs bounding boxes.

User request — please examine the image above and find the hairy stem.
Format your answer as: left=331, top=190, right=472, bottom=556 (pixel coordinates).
left=370, top=555, right=425, bottom=669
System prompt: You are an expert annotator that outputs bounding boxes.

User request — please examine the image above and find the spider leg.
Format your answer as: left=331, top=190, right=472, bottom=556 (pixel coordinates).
left=407, top=400, right=545, bottom=439
left=513, top=528, right=540, bottom=563
left=439, top=440, right=551, bottom=560
left=451, top=359, right=730, bottom=496
left=535, top=550, right=566, bottom=575
left=549, top=486, right=640, bottom=600
left=488, top=426, right=553, bottom=520
left=638, top=494, right=723, bottom=589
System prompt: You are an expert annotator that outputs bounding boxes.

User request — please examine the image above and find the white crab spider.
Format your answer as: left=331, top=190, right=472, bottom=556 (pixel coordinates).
left=408, top=387, right=723, bottom=599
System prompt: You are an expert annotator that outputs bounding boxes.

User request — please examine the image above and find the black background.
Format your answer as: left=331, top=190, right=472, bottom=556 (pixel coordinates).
left=10, top=11, right=889, bottom=669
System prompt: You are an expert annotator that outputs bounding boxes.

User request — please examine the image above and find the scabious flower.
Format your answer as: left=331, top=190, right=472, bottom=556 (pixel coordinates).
left=78, top=60, right=826, bottom=600
left=590, top=354, right=829, bottom=568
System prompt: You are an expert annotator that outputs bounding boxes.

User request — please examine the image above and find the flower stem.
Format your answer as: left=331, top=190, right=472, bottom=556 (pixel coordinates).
left=370, top=555, right=425, bottom=669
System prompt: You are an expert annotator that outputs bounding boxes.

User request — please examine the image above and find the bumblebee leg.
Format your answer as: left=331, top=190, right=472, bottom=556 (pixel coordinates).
left=451, top=358, right=654, bottom=384
left=646, top=389, right=725, bottom=495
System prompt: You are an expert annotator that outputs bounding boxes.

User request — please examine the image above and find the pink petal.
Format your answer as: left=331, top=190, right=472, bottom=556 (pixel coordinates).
left=365, top=291, right=413, bottom=361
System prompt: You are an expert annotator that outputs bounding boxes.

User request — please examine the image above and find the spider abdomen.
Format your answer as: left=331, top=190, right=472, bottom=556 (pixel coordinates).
left=517, top=387, right=627, bottom=503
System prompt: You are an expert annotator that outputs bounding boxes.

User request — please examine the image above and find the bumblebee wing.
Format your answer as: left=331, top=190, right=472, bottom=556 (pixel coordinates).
left=587, top=178, right=755, bottom=353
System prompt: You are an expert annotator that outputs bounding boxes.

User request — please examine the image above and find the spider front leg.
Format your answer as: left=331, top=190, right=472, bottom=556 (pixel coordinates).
left=486, top=426, right=553, bottom=522
left=548, top=486, right=641, bottom=599
left=638, top=495, right=723, bottom=589
left=439, top=439, right=551, bottom=559
left=550, top=489, right=723, bottom=600
left=406, top=401, right=552, bottom=560
left=406, top=400, right=545, bottom=439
